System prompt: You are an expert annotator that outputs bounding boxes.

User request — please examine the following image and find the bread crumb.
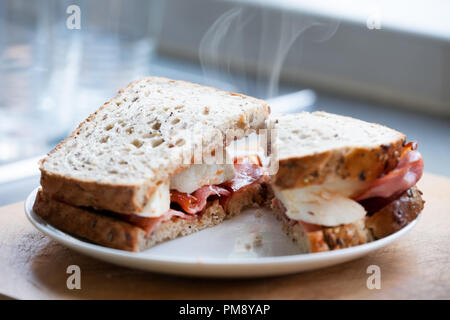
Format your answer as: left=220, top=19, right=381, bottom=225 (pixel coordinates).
left=245, top=243, right=251, bottom=250
left=253, top=233, right=263, bottom=247
left=255, top=210, right=262, bottom=218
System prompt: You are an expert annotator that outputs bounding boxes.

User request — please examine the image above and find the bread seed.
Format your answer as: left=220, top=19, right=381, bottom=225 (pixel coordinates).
left=358, top=171, right=366, bottom=181
left=151, top=138, right=164, bottom=148
left=131, top=139, right=144, bottom=148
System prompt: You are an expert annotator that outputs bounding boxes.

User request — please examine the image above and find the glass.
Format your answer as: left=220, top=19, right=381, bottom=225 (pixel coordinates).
left=0, top=0, right=164, bottom=164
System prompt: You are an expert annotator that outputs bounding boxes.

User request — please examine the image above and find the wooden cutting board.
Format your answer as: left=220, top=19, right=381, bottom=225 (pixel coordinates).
left=0, top=173, right=449, bottom=300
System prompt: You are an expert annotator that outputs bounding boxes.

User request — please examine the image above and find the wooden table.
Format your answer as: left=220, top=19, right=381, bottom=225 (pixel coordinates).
left=0, top=173, right=449, bottom=300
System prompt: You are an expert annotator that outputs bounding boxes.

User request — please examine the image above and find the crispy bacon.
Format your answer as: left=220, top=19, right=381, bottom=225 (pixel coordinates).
left=170, top=185, right=231, bottom=214
left=170, top=156, right=265, bottom=215
left=355, top=143, right=423, bottom=201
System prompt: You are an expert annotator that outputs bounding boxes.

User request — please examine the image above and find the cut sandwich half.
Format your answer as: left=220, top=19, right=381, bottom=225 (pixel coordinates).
left=268, top=111, right=425, bottom=253
left=33, top=76, right=270, bottom=251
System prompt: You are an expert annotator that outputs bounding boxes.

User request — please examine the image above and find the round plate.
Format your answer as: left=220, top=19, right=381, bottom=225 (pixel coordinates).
left=25, top=188, right=419, bottom=278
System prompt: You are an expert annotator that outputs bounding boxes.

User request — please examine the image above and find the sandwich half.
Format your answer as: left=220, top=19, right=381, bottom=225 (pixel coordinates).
left=33, top=76, right=270, bottom=251
left=268, top=111, right=424, bottom=253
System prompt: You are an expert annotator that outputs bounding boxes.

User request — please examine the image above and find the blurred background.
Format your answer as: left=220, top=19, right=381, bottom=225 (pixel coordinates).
left=0, top=0, right=449, bottom=205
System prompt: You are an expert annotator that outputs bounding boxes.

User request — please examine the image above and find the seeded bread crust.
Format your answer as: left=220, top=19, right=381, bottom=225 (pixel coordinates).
left=273, top=142, right=405, bottom=190
left=285, top=218, right=372, bottom=253
left=33, top=189, right=144, bottom=251
left=271, top=187, right=423, bottom=253
left=366, top=186, right=425, bottom=239
left=271, top=197, right=372, bottom=252
left=269, top=112, right=406, bottom=189
left=33, top=189, right=228, bottom=252
left=39, top=76, right=270, bottom=214
left=39, top=172, right=148, bottom=215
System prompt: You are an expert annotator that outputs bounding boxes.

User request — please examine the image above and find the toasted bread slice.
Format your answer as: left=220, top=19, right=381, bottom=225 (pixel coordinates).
left=39, top=77, right=269, bottom=215
left=33, top=189, right=227, bottom=252
left=269, top=111, right=406, bottom=190
left=33, top=181, right=268, bottom=252
left=366, top=187, right=425, bottom=239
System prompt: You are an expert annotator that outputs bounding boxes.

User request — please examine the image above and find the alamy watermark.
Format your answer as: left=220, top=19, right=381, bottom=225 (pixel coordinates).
left=66, top=265, right=81, bottom=290
left=366, top=9, right=382, bottom=30
left=66, top=5, right=81, bottom=30
left=171, top=127, right=279, bottom=175
left=366, top=265, right=381, bottom=289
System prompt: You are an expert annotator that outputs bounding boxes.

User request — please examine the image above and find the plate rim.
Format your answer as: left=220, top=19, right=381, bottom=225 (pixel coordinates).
left=24, top=187, right=420, bottom=267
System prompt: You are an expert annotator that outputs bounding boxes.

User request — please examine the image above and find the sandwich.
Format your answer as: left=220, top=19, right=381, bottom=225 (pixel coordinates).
left=33, top=76, right=270, bottom=251
left=267, top=112, right=424, bottom=252
left=32, top=76, right=425, bottom=253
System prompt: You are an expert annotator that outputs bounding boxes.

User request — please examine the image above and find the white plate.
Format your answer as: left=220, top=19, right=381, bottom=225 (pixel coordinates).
left=25, top=188, right=419, bottom=278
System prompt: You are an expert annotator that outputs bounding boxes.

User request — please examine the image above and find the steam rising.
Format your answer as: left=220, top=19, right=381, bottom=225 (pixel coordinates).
left=199, top=5, right=340, bottom=100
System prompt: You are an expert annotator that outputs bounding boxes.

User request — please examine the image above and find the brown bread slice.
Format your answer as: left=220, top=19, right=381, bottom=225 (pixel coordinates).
left=366, top=186, right=425, bottom=239
left=33, top=189, right=227, bottom=252
left=268, top=111, right=406, bottom=190
left=33, top=180, right=269, bottom=252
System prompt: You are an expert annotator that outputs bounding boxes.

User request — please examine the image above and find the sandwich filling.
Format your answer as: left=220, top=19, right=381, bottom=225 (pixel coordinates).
left=272, top=184, right=367, bottom=227
left=355, top=143, right=423, bottom=201
left=131, top=160, right=236, bottom=218
left=273, top=142, right=424, bottom=229
left=113, top=154, right=265, bottom=236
